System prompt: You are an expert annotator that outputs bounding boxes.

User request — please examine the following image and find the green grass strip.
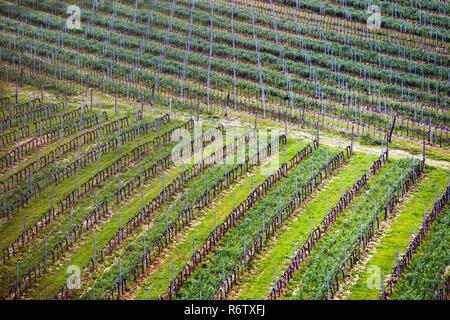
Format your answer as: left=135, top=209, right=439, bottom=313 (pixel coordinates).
left=132, top=140, right=304, bottom=300
left=25, top=164, right=183, bottom=299
left=234, top=152, right=377, bottom=299
left=0, top=120, right=174, bottom=251
left=82, top=160, right=236, bottom=298
left=392, top=207, right=450, bottom=300
left=345, top=166, right=449, bottom=300
left=0, top=140, right=178, bottom=297
left=175, top=145, right=339, bottom=299
left=283, top=158, right=412, bottom=299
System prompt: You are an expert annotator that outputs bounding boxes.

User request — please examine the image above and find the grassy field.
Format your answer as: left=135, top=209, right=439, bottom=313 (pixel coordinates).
left=392, top=208, right=450, bottom=300
left=132, top=138, right=304, bottom=300
left=282, top=158, right=415, bottom=299
left=343, top=166, right=449, bottom=300
left=231, top=152, right=378, bottom=299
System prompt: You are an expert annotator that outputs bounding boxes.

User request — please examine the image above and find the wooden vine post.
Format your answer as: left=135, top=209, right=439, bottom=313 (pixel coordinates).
left=422, top=139, right=426, bottom=164
left=350, top=122, right=355, bottom=155
left=90, top=88, right=93, bottom=112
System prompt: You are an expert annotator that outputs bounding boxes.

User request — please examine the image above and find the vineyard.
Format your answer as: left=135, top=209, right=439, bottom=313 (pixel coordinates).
left=0, top=0, right=448, bottom=302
